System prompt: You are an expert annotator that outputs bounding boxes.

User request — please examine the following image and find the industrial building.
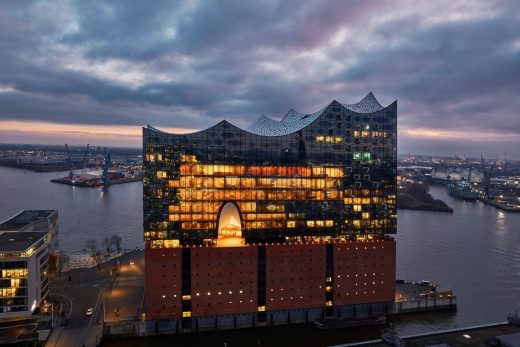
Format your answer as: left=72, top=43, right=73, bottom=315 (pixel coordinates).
left=142, top=92, right=397, bottom=331
left=0, top=210, right=58, bottom=318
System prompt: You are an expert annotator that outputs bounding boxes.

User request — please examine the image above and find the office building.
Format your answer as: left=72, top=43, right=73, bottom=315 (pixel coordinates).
left=0, top=210, right=58, bottom=318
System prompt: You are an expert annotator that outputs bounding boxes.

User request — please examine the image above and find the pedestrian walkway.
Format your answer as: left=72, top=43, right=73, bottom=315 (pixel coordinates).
left=45, top=326, right=102, bottom=347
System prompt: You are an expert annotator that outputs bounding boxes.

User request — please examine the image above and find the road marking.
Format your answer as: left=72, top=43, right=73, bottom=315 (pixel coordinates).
left=89, top=287, right=103, bottom=327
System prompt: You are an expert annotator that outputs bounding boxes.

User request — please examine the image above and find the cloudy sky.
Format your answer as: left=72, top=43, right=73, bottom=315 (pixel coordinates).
left=0, top=0, right=519, bottom=158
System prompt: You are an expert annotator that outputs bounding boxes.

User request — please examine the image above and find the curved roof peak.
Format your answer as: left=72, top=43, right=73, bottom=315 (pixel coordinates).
left=246, top=92, right=386, bottom=136
left=147, top=93, right=390, bottom=137
left=342, top=92, right=383, bottom=113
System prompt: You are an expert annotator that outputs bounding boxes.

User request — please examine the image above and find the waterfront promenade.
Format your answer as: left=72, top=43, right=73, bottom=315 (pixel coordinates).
left=332, top=322, right=520, bottom=347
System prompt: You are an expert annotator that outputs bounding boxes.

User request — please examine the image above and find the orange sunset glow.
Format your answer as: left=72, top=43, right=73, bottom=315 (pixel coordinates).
left=0, top=121, right=197, bottom=147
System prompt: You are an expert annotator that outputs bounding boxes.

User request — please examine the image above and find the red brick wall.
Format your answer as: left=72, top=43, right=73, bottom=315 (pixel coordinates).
left=144, top=240, right=396, bottom=320
left=144, top=248, right=182, bottom=320
left=333, top=239, right=396, bottom=305
left=266, top=243, right=326, bottom=310
left=191, top=246, right=258, bottom=316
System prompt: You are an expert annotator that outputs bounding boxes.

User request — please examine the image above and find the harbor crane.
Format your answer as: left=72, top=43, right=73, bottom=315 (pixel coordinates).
left=481, top=160, right=497, bottom=200
left=102, top=147, right=112, bottom=186
left=64, top=143, right=73, bottom=179
left=83, top=144, right=90, bottom=171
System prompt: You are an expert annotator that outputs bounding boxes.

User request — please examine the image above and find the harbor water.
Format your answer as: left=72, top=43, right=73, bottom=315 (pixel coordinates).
left=0, top=166, right=144, bottom=252
left=1, top=166, right=520, bottom=345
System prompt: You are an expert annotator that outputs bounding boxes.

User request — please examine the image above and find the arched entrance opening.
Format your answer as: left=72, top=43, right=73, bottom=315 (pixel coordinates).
left=217, top=202, right=244, bottom=247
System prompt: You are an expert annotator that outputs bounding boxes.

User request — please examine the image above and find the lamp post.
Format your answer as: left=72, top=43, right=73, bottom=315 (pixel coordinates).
left=102, top=290, right=106, bottom=324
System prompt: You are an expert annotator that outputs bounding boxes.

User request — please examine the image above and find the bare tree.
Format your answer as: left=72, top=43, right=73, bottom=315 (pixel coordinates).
left=58, top=251, right=70, bottom=276
left=85, top=239, right=100, bottom=270
left=102, top=237, right=113, bottom=256
left=110, top=234, right=122, bottom=253
left=86, top=239, right=98, bottom=255
left=93, top=250, right=104, bottom=271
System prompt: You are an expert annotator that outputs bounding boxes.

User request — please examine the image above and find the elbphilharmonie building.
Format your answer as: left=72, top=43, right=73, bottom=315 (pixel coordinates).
left=143, top=92, right=397, bottom=331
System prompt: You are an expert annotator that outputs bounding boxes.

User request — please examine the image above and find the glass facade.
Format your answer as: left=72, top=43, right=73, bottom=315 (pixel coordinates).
left=0, top=261, right=28, bottom=313
left=143, top=96, right=397, bottom=246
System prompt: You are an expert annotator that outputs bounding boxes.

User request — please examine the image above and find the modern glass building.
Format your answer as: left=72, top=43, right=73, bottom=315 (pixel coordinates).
left=143, top=93, right=397, bottom=329
left=0, top=210, right=58, bottom=318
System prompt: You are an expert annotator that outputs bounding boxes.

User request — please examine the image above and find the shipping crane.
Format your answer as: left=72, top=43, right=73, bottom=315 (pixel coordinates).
left=83, top=144, right=90, bottom=171
left=65, top=143, right=73, bottom=179
left=482, top=160, right=497, bottom=199
left=102, top=147, right=112, bottom=186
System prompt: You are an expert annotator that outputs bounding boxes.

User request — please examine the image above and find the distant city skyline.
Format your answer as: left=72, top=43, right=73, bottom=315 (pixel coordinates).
left=0, top=1, right=519, bottom=159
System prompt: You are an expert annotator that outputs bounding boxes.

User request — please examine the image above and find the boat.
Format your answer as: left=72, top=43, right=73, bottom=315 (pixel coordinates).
left=381, top=326, right=405, bottom=346
left=507, top=309, right=520, bottom=326
left=447, top=180, right=478, bottom=200
left=446, top=168, right=478, bottom=200
left=314, top=315, right=386, bottom=330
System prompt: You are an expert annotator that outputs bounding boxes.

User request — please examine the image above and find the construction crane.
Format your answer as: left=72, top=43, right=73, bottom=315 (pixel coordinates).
left=83, top=144, right=90, bottom=171
left=102, top=147, right=112, bottom=186
left=65, top=143, right=73, bottom=179
left=482, top=161, right=497, bottom=199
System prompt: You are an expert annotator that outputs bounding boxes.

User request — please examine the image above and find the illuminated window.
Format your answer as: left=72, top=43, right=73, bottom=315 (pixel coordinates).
left=316, top=136, right=325, bottom=142
left=258, top=306, right=266, bottom=312
left=287, top=221, right=296, bottom=228
left=156, top=171, right=167, bottom=179
left=362, top=212, right=370, bottom=219
left=181, top=155, right=197, bottom=163
left=353, top=205, right=362, bottom=212
left=353, top=152, right=371, bottom=161
left=325, top=301, right=333, bottom=307
left=0, top=288, right=17, bottom=297
left=307, top=221, right=315, bottom=227
left=182, top=311, right=192, bottom=317
left=182, top=295, right=191, bottom=301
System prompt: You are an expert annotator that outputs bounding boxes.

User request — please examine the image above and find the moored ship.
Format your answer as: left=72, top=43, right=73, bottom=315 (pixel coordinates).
left=446, top=167, right=478, bottom=200
left=314, top=315, right=386, bottom=330
left=447, top=180, right=478, bottom=200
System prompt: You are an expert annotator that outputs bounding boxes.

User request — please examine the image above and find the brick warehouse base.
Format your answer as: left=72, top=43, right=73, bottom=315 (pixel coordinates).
left=144, top=239, right=395, bottom=330
left=140, top=303, right=392, bottom=335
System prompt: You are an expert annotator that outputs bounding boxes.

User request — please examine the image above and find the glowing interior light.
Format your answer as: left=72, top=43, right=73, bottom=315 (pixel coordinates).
left=217, top=203, right=244, bottom=247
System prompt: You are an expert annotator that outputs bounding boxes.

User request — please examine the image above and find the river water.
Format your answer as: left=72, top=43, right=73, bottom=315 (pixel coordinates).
left=1, top=166, right=519, bottom=345
left=0, top=166, right=144, bottom=252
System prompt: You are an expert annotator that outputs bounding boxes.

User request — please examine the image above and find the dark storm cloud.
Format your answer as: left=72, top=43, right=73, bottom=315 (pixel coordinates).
left=335, top=8, right=520, bottom=133
left=0, top=0, right=519, bottom=156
